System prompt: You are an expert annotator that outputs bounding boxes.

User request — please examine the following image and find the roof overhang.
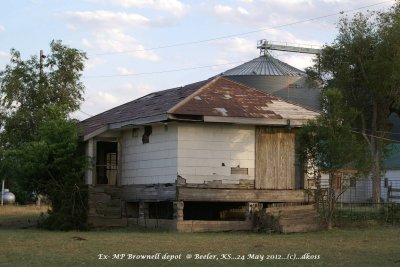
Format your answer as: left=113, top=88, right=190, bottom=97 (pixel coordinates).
left=83, top=125, right=109, bottom=141
left=203, top=116, right=309, bottom=126
left=82, top=114, right=169, bottom=141
left=109, top=114, right=169, bottom=130
left=83, top=113, right=314, bottom=141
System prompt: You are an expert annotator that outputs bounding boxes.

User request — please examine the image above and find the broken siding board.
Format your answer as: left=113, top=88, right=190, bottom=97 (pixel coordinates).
left=177, top=188, right=308, bottom=202
left=255, top=127, right=295, bottom=190
left=122, top=184, right=176, bottom=201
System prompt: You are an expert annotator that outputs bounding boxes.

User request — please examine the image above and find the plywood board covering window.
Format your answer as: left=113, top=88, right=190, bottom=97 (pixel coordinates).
left=255, top=127, right=295, bottom=189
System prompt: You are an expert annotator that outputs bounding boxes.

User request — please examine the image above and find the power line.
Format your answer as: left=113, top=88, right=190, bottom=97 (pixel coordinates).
left=77, top=109, right=93, bottom=117
left=359, top=128, right=400, bottom=135
left=83, top=49, right=319, bottom=79
left=83, top=60, right=247, bottom=79
left=89, top=0, right=394, bottom=57
left=351, top=130, right=400, bottom=143
left=84, top=46, right=320, bottom=79
left=81, top=1, right=394, bottom=79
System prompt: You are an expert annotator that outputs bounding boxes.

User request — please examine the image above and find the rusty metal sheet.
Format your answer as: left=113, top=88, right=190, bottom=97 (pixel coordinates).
left=171, top=77, right=318, bottom=120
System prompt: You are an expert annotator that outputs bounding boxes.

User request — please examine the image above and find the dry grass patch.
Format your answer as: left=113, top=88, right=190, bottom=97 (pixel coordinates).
left=0, top=205, right=48, bottom=228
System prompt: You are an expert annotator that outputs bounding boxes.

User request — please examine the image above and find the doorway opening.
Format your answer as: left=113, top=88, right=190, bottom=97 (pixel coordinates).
left=96, top=141, right=118, bottom=185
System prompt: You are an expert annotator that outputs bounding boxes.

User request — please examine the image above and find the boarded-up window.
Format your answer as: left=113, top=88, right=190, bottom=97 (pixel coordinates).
left=255, top=127, right=295, bottom=190
left=231, top=167, right=248, bottom=175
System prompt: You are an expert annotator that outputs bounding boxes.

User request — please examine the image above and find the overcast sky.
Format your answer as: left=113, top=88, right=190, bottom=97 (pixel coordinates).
left=0, top=0, right=394, bottom=120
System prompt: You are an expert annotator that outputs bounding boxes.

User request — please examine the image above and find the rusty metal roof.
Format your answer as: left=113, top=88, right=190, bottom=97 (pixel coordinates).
left=171, top=77, right=318, bottom=120
left=222, top=54, right=305, bottom=76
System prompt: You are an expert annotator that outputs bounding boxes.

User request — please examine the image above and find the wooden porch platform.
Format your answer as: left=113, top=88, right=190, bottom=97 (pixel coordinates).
left=177, top=187, right=312, bottom=203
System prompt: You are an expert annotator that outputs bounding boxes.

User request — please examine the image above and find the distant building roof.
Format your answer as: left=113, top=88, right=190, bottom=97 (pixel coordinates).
left=221, top=54, right=321, bottom=110
left=222, top=54, right=305, bottom=76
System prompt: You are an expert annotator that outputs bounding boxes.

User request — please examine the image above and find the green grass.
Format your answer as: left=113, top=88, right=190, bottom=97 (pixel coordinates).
left=1, top=206, right=400, bottom=267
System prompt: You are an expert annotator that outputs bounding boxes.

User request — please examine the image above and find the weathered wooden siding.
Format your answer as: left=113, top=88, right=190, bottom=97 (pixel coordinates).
left=177, top=188, right=309, bottom=202
left=122, top=184, right=176, bottom=201
left=255, top=127, right=295, bottom=189
left=177, top=123, right=255, bottom=184
left=120, top=124, right=178, bottom=185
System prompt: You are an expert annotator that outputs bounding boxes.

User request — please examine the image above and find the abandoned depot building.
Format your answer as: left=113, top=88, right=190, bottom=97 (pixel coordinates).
left=79, top=51, right=324, bottom=233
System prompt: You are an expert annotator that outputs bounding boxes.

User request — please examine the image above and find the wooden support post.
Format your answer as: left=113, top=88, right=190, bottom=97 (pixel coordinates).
left=117, top=136, right=122, bottom=186
left=248, top=203, right=262, bottom=220
left=138, top=202, right=146, bottom=226
left=174, top=201, right=184, bottom=221
left=246, top=202, right=253, bottom=221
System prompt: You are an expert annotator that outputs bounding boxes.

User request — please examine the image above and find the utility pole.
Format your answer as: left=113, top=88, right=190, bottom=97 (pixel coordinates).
left=1, top=179, right=4, bottom=206
left=39, top=49, right=45, bottom=75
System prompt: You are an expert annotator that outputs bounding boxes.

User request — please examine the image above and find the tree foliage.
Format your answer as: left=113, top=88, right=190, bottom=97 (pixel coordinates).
left=297, top=89, right=371, bottom=229
left=13, top=108, right=88, bottom=230
left=0, top=41, right=88, bottom=230
left=298, top=89, right=370, bottom=172
left=306, top=3, right=400, bottom=203
left=0, top=40, right=86, bottom=147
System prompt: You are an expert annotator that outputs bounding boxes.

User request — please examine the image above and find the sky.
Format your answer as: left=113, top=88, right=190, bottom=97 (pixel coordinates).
left=0, top=0, right=395, bottom=120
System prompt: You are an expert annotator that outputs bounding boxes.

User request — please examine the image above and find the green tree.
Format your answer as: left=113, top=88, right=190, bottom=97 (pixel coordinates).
left=298, top=89, right=370, bottom=229
left=13, top=108, right=88, bottom=230
left=0, top=41, right=88, bottom=229
left=0, top=40, right=86, bottom=147
left=307, top=3, right=400, bottom=203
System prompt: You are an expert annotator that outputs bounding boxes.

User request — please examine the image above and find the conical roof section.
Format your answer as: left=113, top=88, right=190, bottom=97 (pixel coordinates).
left=223, top=54, right=305, bottom=77
left=221, top=53, right=321, bottom=110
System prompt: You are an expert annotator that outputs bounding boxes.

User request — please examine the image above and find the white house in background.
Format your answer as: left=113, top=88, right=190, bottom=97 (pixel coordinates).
left=330, top=142, right=400, bottom=204
left=319, top=114, right=400, bottom=204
